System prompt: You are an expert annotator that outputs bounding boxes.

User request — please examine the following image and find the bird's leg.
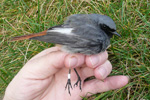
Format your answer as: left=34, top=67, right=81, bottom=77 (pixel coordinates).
left=74, top=68, right=82, bottom=91
left=65, top=69, right=73, bottom=95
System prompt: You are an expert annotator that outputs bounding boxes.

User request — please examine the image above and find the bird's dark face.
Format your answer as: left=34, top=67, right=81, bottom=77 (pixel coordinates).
left=95, top=15, right=121, bottom=38
left=100, top=24, right=121, bottom=38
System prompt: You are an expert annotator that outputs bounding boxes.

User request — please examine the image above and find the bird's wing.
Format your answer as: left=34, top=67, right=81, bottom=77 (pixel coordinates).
left=31, top=26, right=89, bottom=46
left=31, top=24, right=102, bottom=47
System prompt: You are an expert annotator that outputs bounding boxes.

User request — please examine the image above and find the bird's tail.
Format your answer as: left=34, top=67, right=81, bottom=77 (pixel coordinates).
left=11, top=30, right=47, bottom=41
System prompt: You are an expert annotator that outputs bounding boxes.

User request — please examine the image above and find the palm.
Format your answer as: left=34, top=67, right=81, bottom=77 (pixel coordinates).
left=41, top=67, right=91, bottom=100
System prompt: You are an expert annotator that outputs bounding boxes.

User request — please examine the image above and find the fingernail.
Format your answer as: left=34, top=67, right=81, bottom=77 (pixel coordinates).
left=126, top=75, right=130, bottom=82
left=89, top=55, right=99, bottom=67
left=99, top=67, right=107, bottom=79
left=69, top=56, right=78, bottom=68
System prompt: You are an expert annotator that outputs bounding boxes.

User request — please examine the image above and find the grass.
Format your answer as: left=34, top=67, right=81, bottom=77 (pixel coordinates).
left=0, top=0, right=150, bottom=99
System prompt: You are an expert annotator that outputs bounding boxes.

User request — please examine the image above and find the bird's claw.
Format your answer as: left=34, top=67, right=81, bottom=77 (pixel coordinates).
left=74, top=76, right=82, bottom=91
left=65, top=79, right=73, bottom=95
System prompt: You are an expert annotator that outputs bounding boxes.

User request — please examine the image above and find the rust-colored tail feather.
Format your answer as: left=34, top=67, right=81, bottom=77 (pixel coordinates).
left=11, top=30, right=47, bottom=41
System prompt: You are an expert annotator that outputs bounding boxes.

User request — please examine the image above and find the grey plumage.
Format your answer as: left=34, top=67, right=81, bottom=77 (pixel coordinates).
left=31, top=14, right=120, bottom=55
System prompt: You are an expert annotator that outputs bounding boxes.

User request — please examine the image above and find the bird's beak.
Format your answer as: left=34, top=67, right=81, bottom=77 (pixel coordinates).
left=112, top=31, right=121, bottom=37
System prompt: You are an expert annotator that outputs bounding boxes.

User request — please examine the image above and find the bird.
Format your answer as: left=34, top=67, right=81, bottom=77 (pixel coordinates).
left=11, top=14, right=121, bottom=95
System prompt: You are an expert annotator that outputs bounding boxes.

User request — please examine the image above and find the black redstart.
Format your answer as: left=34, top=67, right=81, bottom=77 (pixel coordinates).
left=11, top=14, right=121, bottom=95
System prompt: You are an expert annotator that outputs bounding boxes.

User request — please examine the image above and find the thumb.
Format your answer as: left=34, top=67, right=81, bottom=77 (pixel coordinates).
left=19, top=51, right=68, bottom=79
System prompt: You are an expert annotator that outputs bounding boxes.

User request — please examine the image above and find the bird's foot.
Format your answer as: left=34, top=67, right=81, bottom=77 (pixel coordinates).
left=74, top=76, right=82, bottom=91
left=65, top=79, right=73, bottom=95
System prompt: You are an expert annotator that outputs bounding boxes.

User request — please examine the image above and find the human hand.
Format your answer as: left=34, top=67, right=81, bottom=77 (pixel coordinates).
left=3, top=47, right=129, bottom=100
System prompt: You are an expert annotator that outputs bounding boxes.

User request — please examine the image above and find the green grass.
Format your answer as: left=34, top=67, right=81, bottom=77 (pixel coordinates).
left=0, top=0, right=150, bottom=99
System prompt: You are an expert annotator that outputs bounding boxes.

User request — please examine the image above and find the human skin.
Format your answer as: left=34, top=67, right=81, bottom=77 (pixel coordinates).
left=3, top=47, right=129, bottom=100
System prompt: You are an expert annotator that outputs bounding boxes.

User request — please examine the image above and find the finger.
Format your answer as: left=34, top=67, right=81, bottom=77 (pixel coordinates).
left=94, top=60, right=112, bottom=80
left=20, top=51, right=68, bottom=79
left=82, top=75, right=129, bottom=96
left=86, top=51, right=108, bottom=68
left=81, top=67, right=94, bottom=80
left=65, top=53, right=85, bottom=68
left=30, top=46, right=60, bottom=60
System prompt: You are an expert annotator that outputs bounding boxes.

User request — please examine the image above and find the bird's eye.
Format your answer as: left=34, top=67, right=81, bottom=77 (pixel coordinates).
left=102, top=24, right=107, bottom=29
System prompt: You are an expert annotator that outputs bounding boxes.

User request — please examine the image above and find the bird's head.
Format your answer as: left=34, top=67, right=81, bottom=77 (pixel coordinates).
left=94, top=14, right=121, bottom=38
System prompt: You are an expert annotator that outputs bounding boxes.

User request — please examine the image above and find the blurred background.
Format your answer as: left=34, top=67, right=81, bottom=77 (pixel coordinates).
left=0, top=0, right=150, bottom=99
